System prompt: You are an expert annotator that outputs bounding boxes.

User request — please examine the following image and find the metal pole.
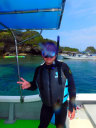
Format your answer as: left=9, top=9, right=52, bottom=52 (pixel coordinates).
left=0, top=22, right=24, bottom=103
left=5, top=103, right=16, bottom=124
left=11, top=31, right=24, bottom=103
left=0, top=8, right=61, bottom=15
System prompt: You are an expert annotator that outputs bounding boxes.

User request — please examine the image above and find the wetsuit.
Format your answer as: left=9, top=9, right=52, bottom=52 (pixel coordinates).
left=27, top=60, right=76, bottom=128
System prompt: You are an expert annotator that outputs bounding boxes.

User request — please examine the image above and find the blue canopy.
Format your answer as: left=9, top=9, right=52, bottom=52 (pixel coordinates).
left=0, top=0, right=66, bottom=30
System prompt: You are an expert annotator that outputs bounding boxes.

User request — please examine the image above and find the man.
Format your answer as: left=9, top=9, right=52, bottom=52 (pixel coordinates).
left=17, top=42, right=76, bottom=128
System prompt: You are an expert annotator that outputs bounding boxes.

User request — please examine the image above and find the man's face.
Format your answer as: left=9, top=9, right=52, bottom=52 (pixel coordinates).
left=43, top=56, right=56, bottom=65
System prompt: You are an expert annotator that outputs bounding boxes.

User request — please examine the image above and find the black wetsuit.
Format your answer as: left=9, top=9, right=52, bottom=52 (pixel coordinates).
left=27, top=60, right=76, bottom=128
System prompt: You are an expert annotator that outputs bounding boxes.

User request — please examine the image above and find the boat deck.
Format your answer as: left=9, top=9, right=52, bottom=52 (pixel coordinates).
left=67, top=104, right=96, bottom=128
left=0, top=120, right=55, bottom=128
left=84, top=104, right=96, bottom=127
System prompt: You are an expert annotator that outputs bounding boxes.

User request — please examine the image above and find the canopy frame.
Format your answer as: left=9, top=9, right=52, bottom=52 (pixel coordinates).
left=0, top=8, right=61, bottom=15
left=0, top=0, right=66, bottom=30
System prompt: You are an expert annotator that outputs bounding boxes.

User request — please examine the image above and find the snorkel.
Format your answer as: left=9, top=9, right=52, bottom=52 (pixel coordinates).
left=56, top=35, right=60, bottom=60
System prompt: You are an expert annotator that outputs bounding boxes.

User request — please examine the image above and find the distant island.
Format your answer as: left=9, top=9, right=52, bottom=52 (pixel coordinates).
left=0, top=30, right=96, bottom=56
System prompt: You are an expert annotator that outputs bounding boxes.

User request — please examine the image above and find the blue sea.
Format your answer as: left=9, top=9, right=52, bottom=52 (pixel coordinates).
left=0, top=55, right=96, bottom=96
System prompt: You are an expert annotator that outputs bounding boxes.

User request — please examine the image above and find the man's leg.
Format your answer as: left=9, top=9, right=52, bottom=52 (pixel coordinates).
left=38, top=104, right=54, bottom=128
left=55, top=101, right=68, bottom=128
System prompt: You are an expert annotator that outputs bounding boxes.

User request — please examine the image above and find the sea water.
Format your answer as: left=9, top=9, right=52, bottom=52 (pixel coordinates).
left=0, top=56, right=96, bottom=96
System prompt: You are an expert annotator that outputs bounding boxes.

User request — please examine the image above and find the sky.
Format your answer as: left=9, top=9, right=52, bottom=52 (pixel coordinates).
left=42, top=0, right=96, bottom=51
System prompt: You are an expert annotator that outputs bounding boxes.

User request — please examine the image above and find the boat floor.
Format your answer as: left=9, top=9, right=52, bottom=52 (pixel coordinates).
left=68, top=104, right=96, bottom=128
left=0, top=120, right=56, bottom=128
left=0, top=104, right=96, bottom=128
left=84, top=104, right=96, bottom=127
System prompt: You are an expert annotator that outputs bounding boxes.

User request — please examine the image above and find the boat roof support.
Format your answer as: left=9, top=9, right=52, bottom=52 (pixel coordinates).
left=0, top=8, right=61, bottom=15
left=0, top=22, right=24, bottom=103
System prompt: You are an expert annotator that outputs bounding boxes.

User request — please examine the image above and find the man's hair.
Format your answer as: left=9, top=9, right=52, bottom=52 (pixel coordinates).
left=42, top=42, right=57, bottom=53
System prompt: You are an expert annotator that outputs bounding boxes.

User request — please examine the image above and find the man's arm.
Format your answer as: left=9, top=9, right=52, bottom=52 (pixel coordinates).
left=62, top=63, right=76, bottom=112
left=27, top=66, right=40, bottom=91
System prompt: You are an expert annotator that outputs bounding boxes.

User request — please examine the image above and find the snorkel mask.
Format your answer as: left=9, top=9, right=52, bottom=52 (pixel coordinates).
left=39, top=42, right=57, bottom=58
left=39, top=36, right=60, bottom=59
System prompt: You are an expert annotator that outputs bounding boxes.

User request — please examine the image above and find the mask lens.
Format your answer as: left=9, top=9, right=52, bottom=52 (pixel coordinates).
left=44, top=55, right=53, bottom=58
left=42, top=51, right=56, bottom=58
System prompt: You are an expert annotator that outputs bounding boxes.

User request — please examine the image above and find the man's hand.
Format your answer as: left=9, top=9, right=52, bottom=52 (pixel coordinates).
left=68, top=108, right=75, bottom=120
left=17, top=77, right=31, bottom=89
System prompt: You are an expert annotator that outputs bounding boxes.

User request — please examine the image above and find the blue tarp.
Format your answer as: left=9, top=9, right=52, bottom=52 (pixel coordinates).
left=0, top=0, right=66, bottom=30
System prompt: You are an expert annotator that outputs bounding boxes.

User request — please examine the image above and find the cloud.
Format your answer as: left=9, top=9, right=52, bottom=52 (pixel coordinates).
left=42, top=26, right=96, bottom=51
left=59, top=26, right=96, bottom=50
left=66, top=0, right=86, bottom=9
left=92, top=8, right=96, bottom=14
left=67, top=0, right=96, bottom=9
left=70, top=7, right=96, bottom=17
left=66, top=0, right=96, bottom=17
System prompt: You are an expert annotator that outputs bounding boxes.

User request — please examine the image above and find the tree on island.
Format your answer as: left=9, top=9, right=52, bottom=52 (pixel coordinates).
left=85, top=46, right=96, bottom=54
left=0, top=30, right=57, bottom=55
left=60, top=47, right=79, bottom=53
